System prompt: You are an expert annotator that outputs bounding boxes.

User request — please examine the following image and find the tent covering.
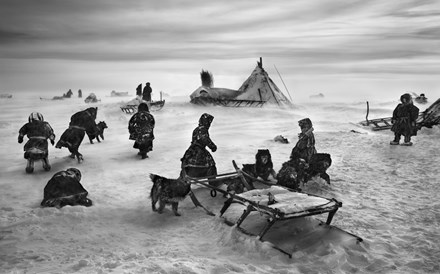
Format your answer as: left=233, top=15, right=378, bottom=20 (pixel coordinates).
left=235, top=59, right=292, bottom=106
left=190, top=58, right=293, bottom=107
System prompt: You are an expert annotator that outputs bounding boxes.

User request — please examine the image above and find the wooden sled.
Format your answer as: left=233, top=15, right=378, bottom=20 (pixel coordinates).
left=190, top=97, right=266, bottom=107
left=359, top=101, right=426, bottom=131
left=184, top=160, right=363, bottom=258
left=120, top=100, right=165, bottom=114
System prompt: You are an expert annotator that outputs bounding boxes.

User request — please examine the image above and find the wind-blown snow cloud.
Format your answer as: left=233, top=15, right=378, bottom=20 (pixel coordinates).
left=0, top=0, right=439, bottom=98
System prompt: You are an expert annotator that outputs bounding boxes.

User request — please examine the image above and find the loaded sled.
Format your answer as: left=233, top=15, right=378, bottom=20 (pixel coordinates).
left=184, top=160, right=363, bottom=258
left=120, top=100, right=165, bottom=114
left=359, top=99, right=440, bottom=131
left=120, top=92, right=166, bottom=113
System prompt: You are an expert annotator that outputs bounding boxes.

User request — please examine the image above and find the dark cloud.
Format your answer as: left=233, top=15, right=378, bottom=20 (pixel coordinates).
left=0, top=0, right=439, bottom=79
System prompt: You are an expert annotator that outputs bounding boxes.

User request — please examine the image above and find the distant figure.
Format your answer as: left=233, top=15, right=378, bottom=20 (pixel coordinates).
left=180, top=113, right=217, bottom=179
left=78, top=89, right=82, bottom=98
left=390, top=93, right=420, bottom=146
left=290, top=118, right=317, bottom=163
left=128, top=103, right=155, bottom=159
left=64, top=89, right=73, bottom=98
left=142, top=82, right=152, bottom=102
left=136, top=84, right=142, bottom=97
left=18, top=112, right=56, bottom=173
left=414, top=93, right=428, bottom=104
left=41, top=168, right=92, bottom=208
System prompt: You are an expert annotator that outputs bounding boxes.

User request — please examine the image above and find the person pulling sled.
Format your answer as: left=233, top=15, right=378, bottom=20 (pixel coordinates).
left=18, top=112, right=56, bottom=173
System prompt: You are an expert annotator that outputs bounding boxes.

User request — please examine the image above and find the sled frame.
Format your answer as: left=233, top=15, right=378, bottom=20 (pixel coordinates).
left=120, top=100, right=166, bottom=114
left=360, top=101, right=426, bottom=131
left=184, top=160, right=362, bottom=258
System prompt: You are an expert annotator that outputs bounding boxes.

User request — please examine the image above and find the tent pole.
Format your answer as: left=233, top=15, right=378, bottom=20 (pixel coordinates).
left=274, top=65, right=293, bottom=102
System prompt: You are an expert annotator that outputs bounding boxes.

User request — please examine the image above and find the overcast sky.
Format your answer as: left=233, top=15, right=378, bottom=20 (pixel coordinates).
left=1, top=0, right=439, bottom=101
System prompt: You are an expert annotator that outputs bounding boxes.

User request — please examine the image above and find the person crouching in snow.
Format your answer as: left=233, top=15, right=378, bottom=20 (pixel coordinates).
left=41, top=167, right=92, bottom=208
left=18, top=112, right=56, bottom=173
left=390, top=93, right=420, bottom=146
left=181, top=113, right=217, bottom=179
left=128, top=103, right=155, bottom=159
left=290, top=118, right=317, bottom=163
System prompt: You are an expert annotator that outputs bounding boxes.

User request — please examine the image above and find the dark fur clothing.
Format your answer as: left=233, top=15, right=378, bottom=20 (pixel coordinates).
left=181, top=115, right=217, bottom=170
left=18, top=120, right=55, bottom=159
left=56, top=108, right=98, bottom=161
left=290, top=123, right=317, bottom=163
left=391, top=103, right=419, bottom=137
left=290, top=118, right=316, bottom=163
left=41, top=170, right=92, bottom=208
left=150, top=174, right=191, bottom=216
left=142, top=83, right=152, bottom=101
left=136, top=84, right=142, bottom=97
left=128, top=109, right=155, bottom=153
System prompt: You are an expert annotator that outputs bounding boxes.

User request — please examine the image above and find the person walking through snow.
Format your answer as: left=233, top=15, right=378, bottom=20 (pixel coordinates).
left=180, top=113, right=217, bottom=178
left=18, top=112, right=56, bottom=173
left=128, top=103, right=155, bottom=159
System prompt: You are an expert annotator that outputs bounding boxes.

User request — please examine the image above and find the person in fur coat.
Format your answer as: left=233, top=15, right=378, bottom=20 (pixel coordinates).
left=18, top=112, right=56, bottom=173
left=290, top=118, right=317, bottom=163
left=56, top=107, right=98, bottom=162
left=181, top=113, right=217, bottom=178
left=390, top=93, right=420, bottom=146
left=128, top=103, right=155, bottom=159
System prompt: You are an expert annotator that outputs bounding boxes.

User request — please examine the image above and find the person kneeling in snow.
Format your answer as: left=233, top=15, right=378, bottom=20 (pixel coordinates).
left=128, top=103, right=155, bottom=159
left=181, top=113, right=217, bottom=179
left=390, top=93, right=419, bottom=146
left=18, top=112, right=56, bottom=173
left=41, top=168, right=92, bottom=208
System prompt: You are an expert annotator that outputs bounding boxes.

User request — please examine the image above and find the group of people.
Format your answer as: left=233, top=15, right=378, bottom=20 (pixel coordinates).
left=16, top=92, right=422, bottom=208
left=136, top=82, right=152, bottom=102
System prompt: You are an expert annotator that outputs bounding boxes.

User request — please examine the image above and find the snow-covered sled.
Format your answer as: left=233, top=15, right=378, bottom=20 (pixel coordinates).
left=184, top=160, right=363, bottom=258
left=120, top=92, right=166, bottom=113
left=120, top=100, right=165, bottom=114
left=359, top=100, right=440, bottom=131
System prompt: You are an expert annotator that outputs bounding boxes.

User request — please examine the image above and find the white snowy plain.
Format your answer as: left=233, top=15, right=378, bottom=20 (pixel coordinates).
left=1, top=92, right=439, bottom=274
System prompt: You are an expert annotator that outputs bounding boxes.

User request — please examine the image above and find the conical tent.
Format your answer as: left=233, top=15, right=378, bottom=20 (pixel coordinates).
left=235, top=59, right=293, bottom=106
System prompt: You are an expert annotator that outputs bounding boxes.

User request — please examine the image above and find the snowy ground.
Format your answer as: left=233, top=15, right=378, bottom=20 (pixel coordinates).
left=1, top=92, right=439, bottom=273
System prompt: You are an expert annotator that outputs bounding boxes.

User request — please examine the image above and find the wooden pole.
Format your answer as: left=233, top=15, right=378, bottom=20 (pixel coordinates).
left=274, top=65, right=293, bottom=103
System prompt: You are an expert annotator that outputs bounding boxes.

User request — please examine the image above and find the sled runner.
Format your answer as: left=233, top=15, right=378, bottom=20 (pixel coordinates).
left=184, top=160, right=363, bottom=258
left=359, top=100, right=440, bottom=131
left=120, top=100, right=165, bottom=114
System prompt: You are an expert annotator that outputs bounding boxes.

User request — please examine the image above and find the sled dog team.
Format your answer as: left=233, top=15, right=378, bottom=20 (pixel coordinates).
left=17, top=93, right=419, bottom=213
